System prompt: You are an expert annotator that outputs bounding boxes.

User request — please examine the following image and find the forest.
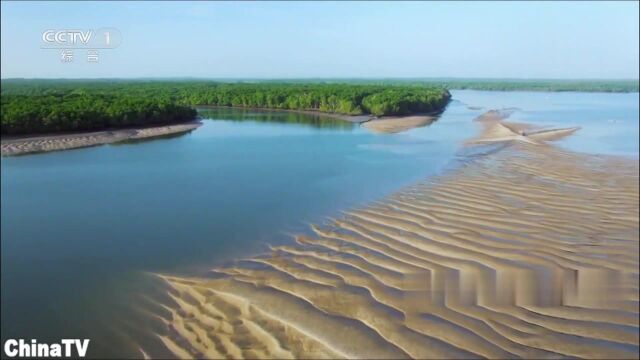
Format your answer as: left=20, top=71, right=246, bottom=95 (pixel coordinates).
left=1, top=93, right=198, bottom=135
left=1, top=81, right=451, bottom=135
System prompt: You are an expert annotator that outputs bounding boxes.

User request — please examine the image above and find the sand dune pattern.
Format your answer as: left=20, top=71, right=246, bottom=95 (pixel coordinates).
left=143, top=112, right=639, bottom=359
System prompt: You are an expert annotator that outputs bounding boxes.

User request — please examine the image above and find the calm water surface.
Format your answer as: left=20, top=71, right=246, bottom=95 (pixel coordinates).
left=1, top=91, right=637, bottom=357
left=453, top=90, right=639, bottom=156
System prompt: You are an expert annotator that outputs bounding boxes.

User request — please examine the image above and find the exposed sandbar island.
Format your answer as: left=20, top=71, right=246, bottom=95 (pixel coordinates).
left=362, top=114, right=436, bottom=133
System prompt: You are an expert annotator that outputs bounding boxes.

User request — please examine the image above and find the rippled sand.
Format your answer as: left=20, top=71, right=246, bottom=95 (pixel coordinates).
left=142, top=113, right=639, bottom=359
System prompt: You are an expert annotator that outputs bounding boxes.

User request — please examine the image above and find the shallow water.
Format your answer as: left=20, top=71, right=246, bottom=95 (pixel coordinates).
left=1, top=91, right=637, bottom=358
left=453, top=90, right=639, bottom=156
left=158, top=142, right=639, bottom=359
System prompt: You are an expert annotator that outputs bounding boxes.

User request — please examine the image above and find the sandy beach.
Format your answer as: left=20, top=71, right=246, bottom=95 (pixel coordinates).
left=1, top=121, right=202, bottom=156
left=362, top=115, right=436, bottom=134
left=137, top=110, right=638, bottom=359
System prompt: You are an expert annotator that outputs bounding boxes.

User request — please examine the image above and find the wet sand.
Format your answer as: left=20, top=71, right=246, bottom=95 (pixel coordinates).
left=467, top=110, right=581, bottom=146
left=1, top=121, right=202, bottom=156
left=141, top=111, right=639, bottom=359
left=362, top=115, right=436, bottom=134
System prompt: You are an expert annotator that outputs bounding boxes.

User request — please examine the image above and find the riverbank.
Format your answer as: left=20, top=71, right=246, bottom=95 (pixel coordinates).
left=143, top=111, right=639, bottom=359
left=195, top=105, right=376, bottom=123
left=0, top=109, right=441, bottom=156
left=1, top=121, right=202, bottom=156
left=198, top=105, right=444, bottom=134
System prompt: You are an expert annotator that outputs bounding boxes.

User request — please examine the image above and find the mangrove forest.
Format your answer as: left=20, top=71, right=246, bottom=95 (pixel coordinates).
left=1, top=80, right=451, bottom=135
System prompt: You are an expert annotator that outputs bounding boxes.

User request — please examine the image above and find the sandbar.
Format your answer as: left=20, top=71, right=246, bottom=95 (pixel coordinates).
left=1, top=121, right=202, bottom=156
left=362, top=115, right=436, bottom=134
left=139, top=111, right=638, bottom=359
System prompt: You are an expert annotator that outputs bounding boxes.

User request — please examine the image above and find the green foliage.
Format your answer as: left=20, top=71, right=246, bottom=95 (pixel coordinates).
left=1, top=93, right=197, bottom=135
left=1, top=80, right=452, bottom=135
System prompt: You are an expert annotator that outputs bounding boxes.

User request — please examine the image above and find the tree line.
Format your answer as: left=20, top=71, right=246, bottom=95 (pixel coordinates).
left=1, top=81, right=451, bottom=135
left=1, top=93, right=198, bottom=135
left=430, top=79, right=639, bottom=93
left=240, top=78, right=640, bottom=93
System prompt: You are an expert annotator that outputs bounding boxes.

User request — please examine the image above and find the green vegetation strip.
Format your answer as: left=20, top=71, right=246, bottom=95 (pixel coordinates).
left=1, top=81, right=451, bottom=135
left=253, top=78, right=639, bottom=93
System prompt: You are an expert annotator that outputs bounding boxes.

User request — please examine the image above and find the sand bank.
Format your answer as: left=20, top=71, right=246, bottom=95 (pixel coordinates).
left=467, top=109, right=581, bottom=146
left=362, top=115, right=436, bottom=134
left=141, top=111, right=638, bottom=359
left=1, top=121, right=202, bottom=156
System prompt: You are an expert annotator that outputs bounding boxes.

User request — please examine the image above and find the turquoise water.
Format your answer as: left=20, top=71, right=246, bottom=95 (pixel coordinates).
left=1, top=91, right=637, bottom=357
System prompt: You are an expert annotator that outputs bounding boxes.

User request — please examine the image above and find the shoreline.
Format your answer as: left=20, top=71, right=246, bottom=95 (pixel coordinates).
left=195, top=105, right=444, bottom=124
left=1, top=121, right=202, bottom=156
left=1, top=107, right=445, bottom=157
left=195, top=105, right=376, bottom=123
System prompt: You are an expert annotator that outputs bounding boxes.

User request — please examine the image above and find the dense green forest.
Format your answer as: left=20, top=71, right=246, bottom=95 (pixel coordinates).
left=1, top=81, right=451, bottom=135
left=1, top=94, right=198, bottom=135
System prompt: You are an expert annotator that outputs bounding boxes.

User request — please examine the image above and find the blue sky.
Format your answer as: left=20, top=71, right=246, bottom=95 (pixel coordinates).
left=1, top=1, right=638, bottom=79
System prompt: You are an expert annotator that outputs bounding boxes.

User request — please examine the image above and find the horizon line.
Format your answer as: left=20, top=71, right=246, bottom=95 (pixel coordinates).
left=2, top=77, right=639, bottom=81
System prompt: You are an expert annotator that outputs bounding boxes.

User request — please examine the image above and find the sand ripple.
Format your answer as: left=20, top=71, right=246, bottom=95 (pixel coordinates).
left=142, top=114, right=639, bottom=359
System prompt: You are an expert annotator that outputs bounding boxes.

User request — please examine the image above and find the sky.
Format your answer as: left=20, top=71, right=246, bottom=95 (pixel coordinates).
left=1, top=1, right=638, bottom=79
